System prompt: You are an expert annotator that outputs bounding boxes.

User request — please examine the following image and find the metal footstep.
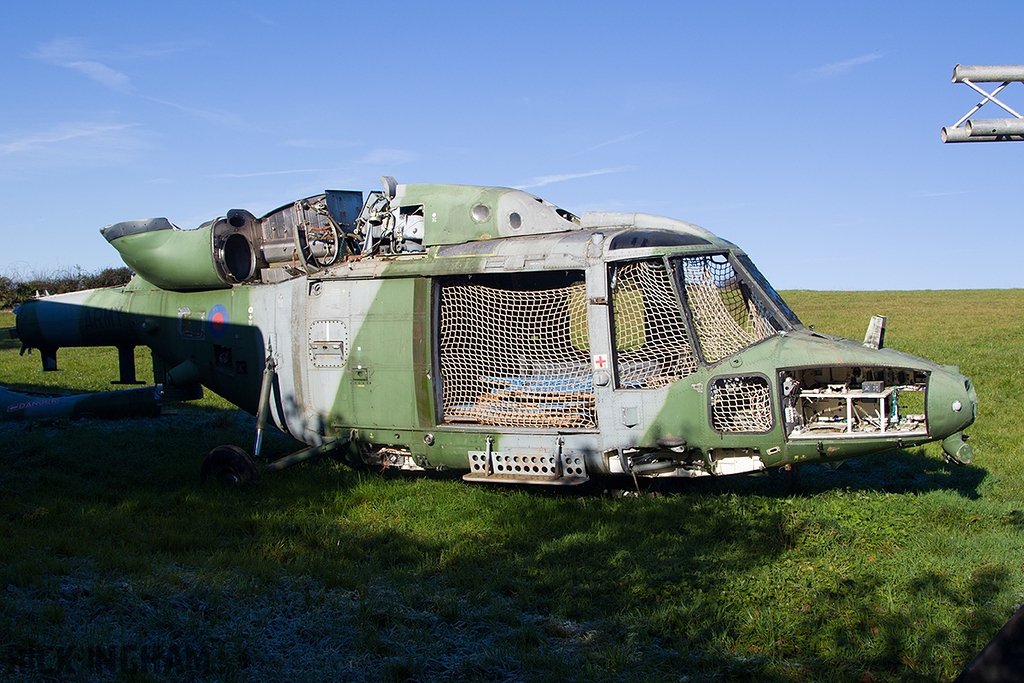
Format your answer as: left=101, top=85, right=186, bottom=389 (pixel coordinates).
left=462, top=447, right=589, bottom=486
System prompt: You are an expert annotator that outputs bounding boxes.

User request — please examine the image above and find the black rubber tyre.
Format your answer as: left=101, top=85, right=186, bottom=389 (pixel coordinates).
left=201, top=445, right=260, bottom=486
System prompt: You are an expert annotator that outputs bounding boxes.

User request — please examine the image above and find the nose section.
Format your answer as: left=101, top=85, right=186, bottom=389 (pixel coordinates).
left=927, top=365, right=978, bottom=463
left=928, top=366, right=977, bottom=436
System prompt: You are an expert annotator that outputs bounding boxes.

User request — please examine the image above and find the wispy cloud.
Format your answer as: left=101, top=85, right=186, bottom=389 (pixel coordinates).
left=282, top=138, right=359, bottom=150
left=141, top=96, right=246, bottom=127
left=0, top=121, right=147, bottom=174
left=32, top=37, right=194, bottom=93
left=211, top=147, right=418, bottom=179
left=64, top=60, right=131, bottom=90
left=237, top=8, right=276, bottom=26
left=799, top=53, right=882, bottom=81
left=580, top=131, right=646, bottom=155
left=515, top=166, right=632, bottom=190
left=35, top=37, right=189, bottom=61
left=210, top=168, right=340, bottom=179
left=1, top=122, right=139, bottom=154
left=360, top=148, right=419, bottom=165
left=914, top=189, right=969, bottom=198
left=32, top=38, right=133, bottom=92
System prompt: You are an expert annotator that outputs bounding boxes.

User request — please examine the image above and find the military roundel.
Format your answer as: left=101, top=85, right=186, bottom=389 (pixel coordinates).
left=208, top=304, right=229, bottom=338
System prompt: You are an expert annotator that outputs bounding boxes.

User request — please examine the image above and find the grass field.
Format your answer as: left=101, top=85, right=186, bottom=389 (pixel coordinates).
left=1, top=290, right=1022, bottom=682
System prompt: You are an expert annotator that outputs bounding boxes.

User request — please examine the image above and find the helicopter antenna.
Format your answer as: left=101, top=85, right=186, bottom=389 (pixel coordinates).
left=942, top=64, right=1024, bottom=142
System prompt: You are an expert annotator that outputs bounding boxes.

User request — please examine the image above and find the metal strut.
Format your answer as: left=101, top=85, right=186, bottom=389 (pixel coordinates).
left=253, top=351, right=277, bottom=460
left=942, top=64, right=1024, bottom=143
left=252, top=347, right=348, bottom=472
left=263, top=438, right=344, bottom=473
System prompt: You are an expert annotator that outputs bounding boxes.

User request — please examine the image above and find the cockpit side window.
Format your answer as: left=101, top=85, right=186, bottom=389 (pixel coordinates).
left=610, top=259, right=698, bottom=388
left=674, top=254, right=780, bottom=363
left=735, top=254, right=801, bottom=326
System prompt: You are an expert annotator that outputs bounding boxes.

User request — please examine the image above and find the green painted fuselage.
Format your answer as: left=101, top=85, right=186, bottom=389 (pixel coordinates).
left=14, top=183, right=977, bottom=483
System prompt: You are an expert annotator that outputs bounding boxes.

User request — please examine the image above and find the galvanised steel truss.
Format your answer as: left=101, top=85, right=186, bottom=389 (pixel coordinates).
left=942, top=64, right=1024, bottom=143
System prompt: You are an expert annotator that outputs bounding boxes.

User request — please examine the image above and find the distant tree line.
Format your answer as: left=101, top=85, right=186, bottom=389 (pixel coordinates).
left=0, top=266, right=133, bottom=310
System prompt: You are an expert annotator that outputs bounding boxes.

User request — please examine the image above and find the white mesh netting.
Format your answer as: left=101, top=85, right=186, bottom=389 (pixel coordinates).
left=710, top=376, right=774, bottom=432
left=438, top=277, right=596, bottom=428
left=611, top=260, right=697, bottom=388
left=678, top=255, right=776, bottom=363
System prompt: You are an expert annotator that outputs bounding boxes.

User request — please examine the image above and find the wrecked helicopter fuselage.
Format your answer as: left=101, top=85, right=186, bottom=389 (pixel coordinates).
left=11, top=179, right=977, bottom=485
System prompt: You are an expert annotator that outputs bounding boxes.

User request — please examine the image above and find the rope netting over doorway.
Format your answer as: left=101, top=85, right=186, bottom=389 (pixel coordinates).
left=438, top=275, right=595, bottom=428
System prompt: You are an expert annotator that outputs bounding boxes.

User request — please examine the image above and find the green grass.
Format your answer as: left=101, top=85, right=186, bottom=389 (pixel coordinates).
left=1, top=293, right=1023, bottom=682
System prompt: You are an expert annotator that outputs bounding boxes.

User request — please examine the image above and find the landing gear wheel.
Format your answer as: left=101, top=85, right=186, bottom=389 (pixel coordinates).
left=201, top=445, right=260, bottom=486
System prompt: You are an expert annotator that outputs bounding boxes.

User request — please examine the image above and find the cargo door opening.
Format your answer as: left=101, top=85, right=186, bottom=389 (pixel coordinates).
left=437, top=271, right=595, bottom=428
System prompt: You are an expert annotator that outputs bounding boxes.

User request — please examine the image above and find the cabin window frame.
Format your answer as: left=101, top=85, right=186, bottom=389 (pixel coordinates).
left=668, top=252, right=792, bottom=365
left=606, top=256, right=700, bottom=391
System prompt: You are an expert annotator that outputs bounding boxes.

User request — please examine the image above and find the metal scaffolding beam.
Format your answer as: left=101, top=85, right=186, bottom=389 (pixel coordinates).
left=942, top=64, right=1024, bottom=143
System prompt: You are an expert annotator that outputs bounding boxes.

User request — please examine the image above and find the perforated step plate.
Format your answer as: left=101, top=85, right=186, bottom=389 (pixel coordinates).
left=463, top=449, right=589, bottom=486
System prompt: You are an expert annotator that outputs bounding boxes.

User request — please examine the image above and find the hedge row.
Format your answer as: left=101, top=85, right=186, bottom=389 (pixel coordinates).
left=0, top=267, right=133, bottom=310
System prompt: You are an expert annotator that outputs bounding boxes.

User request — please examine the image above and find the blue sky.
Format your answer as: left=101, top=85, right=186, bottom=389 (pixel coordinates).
left=2, top=0, right=1021, bottom=290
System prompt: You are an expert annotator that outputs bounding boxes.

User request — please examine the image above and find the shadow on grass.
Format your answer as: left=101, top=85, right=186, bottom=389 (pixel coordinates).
left=0, top=335, right=23, bottom=354
left=779, top=563, right=1009, bottom=681
left=246, top=467, right=1010, bottom=681
left=628, top=449, right=986, bottom=501
left=798, top=450, right=986, bottom=499
left=0, top=354, right=128, bottom=395
left=0, top=410, right=1009, bottom=682
left=0, top=378, right=106, bottom=396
